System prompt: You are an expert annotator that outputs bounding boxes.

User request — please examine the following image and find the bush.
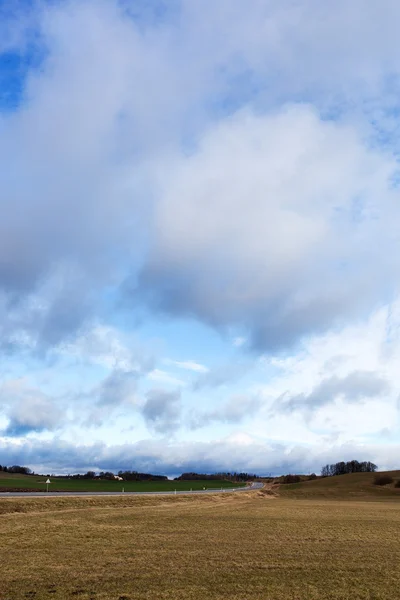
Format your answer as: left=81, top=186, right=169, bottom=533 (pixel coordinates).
left=308, top=473, right=317, bottom=480
left=394, top=480, right=400, bottom=488
left=373, top=475, right=394, bottom=486
left=281, top=474, right=301, bottom=484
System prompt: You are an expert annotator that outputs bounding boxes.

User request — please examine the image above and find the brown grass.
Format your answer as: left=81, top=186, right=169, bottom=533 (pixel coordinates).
left=1, top=489, right=400, bottom=600
left=279, top=470, right=400, bottom=500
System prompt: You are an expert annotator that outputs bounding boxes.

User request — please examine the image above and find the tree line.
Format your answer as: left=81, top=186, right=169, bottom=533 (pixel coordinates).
left=0, top=465, right=32, bottom=474
left=117, top=470, right=167, bottom=481
left=3, top=462, right=380, bottom=481
left=67, top=470, right=168, bottom=481
left=0, top=466, right=256, bottom=481
left=321, top=460, right=377, bottom=477
left=174, top=472, right=258, bottom=482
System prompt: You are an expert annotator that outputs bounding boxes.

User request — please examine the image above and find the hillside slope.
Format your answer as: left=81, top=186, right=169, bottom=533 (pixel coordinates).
left=279, top=470, right=400, bottom=500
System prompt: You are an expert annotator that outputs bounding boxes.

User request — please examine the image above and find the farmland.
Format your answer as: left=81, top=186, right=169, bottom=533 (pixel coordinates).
left=1, top=474, right=400, bottom=599
left=0, top=471, right=243, bottom=492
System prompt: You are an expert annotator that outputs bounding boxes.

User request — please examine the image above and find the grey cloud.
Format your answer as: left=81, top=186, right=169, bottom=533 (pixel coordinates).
left=189, top=394, right=261, bottom=430
left=0, top=435, right=399, bottom=477
left=80, top=369, right=140, bottom=428
left=142, top=389, right=181, bottom=434
left=192, top=362, right=250, bottom=390
left=0, top=2, right=147, bottom=350
left=96, top=370, right=138, bottom=407
left=275, top=371, right=390, bottom=414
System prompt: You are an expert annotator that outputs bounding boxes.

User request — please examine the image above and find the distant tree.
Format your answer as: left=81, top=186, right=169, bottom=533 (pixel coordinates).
left=174, top=472, right=258, bottom=482
left=8, top=465, right=32, bottom=475
left=365, top=461, right=378, bottom=473
left=117, top=470, right=167, bottom=481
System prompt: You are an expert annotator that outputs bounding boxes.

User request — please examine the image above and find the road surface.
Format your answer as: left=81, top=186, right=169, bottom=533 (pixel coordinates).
left=0, top=482, right=264, bottom=498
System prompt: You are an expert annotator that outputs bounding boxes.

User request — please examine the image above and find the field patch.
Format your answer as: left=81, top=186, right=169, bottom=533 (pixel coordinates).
left=0, top=473, right=244, bottom=493
left=0, top=493, right=399, bottom=599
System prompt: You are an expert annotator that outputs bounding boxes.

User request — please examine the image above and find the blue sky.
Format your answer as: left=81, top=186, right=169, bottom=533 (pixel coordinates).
left=0, top=0, right=400, bottom=475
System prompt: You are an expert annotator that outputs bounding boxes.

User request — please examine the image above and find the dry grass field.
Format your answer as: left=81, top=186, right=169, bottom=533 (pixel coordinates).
left=278, top=470, right=400, bottom=501
left=1, top=485, right=400, bottom=600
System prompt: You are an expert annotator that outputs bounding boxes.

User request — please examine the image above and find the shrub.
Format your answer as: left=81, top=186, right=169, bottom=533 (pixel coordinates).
left=308, top=473, right=317, bottom=480
left=373, top=475, right=394, bottom=486
left=281, top=474, right=301, bottom=484
left=394, top=480, right=400, bottom=488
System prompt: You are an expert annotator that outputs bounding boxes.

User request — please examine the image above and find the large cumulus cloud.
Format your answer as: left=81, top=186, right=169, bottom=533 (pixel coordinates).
left=135, top=106, right=399, bottom=350
left=2, top=0, right=400, bottom=352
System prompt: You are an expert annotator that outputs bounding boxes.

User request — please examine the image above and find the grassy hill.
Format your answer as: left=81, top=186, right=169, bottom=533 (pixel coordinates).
left=278, top=470, right=400, bottom=500
left=0, top=472, right=245, bottom=493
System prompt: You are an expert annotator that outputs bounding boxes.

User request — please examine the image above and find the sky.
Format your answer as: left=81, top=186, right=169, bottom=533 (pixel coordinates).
left=0, top=0, right=400, bottom=476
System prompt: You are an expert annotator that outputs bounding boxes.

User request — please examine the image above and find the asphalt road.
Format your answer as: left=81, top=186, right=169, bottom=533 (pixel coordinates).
left=0, top=482, right=264, bottom=498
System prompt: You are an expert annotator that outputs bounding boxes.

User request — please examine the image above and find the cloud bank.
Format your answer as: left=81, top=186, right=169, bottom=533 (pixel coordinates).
left=0, top=0, right=399, bottom=474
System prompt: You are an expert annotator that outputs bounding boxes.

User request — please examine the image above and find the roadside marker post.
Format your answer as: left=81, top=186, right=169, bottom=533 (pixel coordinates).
left=46, top=478, right=51, bottom=493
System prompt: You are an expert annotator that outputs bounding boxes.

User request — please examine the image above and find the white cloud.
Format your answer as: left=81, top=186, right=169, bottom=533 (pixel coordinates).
left=165, top=359, right=209, bottom=373
left=0, top=379, right=64, bottom=435
left=60, top=324, right=153, bottom=373
left=147, top=369, right=185, bottom=387
left=255, top=297, right=400, bottom=441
